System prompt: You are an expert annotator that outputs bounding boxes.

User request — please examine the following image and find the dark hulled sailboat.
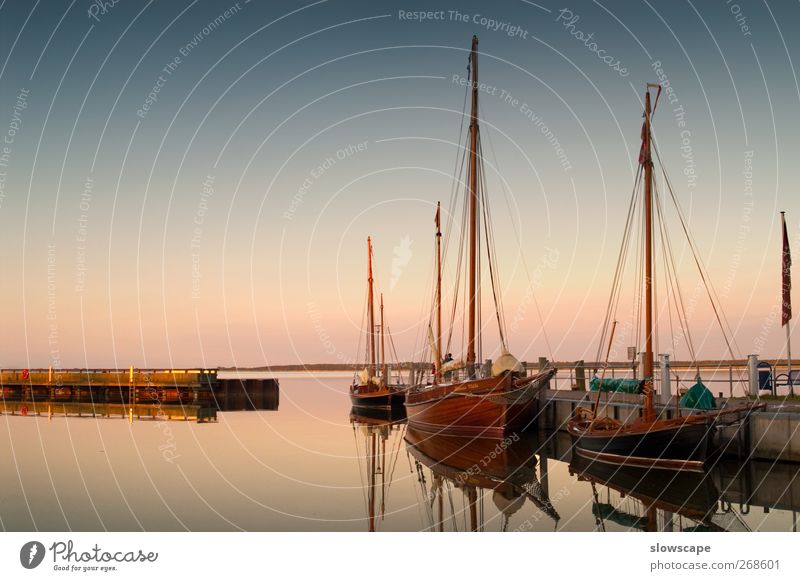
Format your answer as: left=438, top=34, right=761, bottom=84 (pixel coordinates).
left=350, top=237, right=406, bottom=409
left=567, top=84, right=763, bottom=471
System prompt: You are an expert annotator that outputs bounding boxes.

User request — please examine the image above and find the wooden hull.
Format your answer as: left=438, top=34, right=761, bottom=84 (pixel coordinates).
left=404, top=369, right=554, bottom=438
left=350, top=385, right=406, bottom=409
left=568, top=417, right=712, bottom=471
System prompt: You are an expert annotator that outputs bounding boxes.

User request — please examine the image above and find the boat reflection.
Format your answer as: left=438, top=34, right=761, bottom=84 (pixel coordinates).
left=569, top=454, right=752, bottom=531
left=350, top=407, right=407, bottom=532
left=405, top=428, right=559, bottom=531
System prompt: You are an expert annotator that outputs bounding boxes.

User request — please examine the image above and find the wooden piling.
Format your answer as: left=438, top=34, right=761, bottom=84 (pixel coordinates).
left=539, top=357, right=551, bottom=389
left=575, top=360, right=586, bottom=391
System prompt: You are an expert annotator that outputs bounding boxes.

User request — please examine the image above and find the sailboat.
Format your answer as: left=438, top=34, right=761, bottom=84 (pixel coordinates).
left=567, top=84, right=763, bottom=471
left=404, top=36, right=555, bottom=437
left=350, top=236, right=407, bottom=409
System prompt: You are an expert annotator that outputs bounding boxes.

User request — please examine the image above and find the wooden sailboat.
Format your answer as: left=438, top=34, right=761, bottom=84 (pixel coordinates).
left=404, top=36, right=555, bottom=437
left=567, top=84, right=763, bottom=471
left=350, top=236, right=406, bottom=409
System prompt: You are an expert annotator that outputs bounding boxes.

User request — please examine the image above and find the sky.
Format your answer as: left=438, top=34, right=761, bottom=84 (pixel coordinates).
left=0, top=0, right=797, bottom=368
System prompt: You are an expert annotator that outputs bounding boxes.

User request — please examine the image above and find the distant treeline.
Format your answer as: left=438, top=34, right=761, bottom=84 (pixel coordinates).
left=218, top=363, right=420, bottom=372
left=219, top=358, right=795, bottom=372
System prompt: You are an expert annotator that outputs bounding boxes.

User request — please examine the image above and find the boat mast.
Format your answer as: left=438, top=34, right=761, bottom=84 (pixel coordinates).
left=435, top=201, right=442, bottom=383
left=380, top=293, right=387, bottom=383
left=368, top=237, right=377, bottom=381
left=467, top=35, right=479, bottom=378
left=643, top=87, right=655, bottom=421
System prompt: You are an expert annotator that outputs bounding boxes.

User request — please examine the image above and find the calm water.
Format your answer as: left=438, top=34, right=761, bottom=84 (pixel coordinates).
left=1, top=372, right=797, bottom=532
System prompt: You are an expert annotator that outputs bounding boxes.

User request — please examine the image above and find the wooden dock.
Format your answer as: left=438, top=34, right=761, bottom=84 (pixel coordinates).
left=0, top=368, right=279, bottom=422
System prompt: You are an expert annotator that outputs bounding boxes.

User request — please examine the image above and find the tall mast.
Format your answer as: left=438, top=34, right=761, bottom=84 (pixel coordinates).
left=643, top=87, right=654, bottom=421
left=467, top=35, right=479, bottom=378
left=368, top=237, right=376, bottom=380
left=380, top=293, right=386, bottom=382
left=435, top=201, right=442, bottom=383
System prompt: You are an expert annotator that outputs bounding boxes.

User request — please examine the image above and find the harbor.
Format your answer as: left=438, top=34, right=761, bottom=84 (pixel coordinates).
left=3, top=3, right=800, bottom=568
left=5, top=372, right=797, bottom=532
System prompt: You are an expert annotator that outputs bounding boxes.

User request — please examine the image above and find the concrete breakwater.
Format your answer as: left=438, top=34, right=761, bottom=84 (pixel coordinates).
left=0, top=369, right=279, bottom=422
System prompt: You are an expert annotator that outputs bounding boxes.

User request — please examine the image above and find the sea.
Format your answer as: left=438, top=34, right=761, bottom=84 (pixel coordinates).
left=0, top=372, right=797, bottom=532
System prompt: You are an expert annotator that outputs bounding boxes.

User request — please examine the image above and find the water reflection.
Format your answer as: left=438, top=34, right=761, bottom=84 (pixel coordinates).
left=4, top=375, right=798, bottom=531
left=569, top=455, right=731, bottom=531
left=350, top=401, right=800, bottom=532
left=567, top=454, right=800, bottom=532
left=404, top=429, right=559, bottom=531
left=350, top=407, right=407, bottom=531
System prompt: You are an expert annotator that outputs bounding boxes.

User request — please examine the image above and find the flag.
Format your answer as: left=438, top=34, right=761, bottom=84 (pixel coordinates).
left=638, top=122, right=646, bottom=165
left=783, top=213, right=792, bottom=326
left=638, top=85, right=662, bottom=165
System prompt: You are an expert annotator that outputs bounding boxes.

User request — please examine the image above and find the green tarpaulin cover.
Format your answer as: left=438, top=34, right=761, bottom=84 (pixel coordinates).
left=679, top=380, right=716, bottom=410
left=589, top=376, right=642, bottom=393
left=592, top=503, right=646, bottom=530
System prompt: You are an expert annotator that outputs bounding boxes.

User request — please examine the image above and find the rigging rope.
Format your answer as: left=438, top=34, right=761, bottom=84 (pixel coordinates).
left=477, top=133, right=509, bottom=352
left=654, top=178, right=699, bottom=366
left=652, top=140, right=745, bottom=365
left=595, top=164, right=643, bottom=364
left=480, top=101, right=555, bottom=360
left=356, top=283, right=369, bottom=381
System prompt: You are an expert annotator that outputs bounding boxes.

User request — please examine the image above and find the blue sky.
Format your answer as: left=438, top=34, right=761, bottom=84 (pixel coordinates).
left=0, top=0, right=797, bottom=367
